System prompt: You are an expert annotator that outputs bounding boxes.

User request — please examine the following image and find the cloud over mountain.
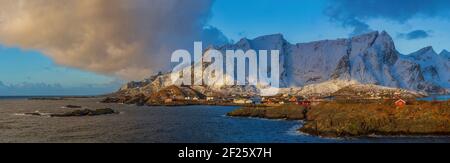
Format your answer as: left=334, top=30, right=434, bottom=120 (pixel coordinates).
left=398, top=30, right=431, bottom=40
left=325, top=0, right=450, bottom=35
left=0, top=0, right=227, bottom=80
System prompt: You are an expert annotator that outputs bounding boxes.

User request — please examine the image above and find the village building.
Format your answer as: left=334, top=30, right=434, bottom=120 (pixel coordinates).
left=164, top=98, right=173, bottom=103
left=250, top=96, right=262, bottom=104
left=264, top=99, right=275, bottom=105
left=299, top=100, right=312, bottom=107
left=289, top=96, right=303, bottom=103
left=206, top=97, right=215, bottom=101
left=395, top=99, right=406, bottom=108
left=233, top=98, right=253, bottom=104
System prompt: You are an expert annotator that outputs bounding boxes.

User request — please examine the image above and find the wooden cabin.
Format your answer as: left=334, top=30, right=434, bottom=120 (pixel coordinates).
left=395, top=99, right=406, bottom=108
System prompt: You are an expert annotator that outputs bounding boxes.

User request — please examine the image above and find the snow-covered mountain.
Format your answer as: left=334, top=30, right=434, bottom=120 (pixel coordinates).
left=404, top=46, right=450, bottom=91
left=116, top=31, right=449, bottom=96
left=440, top=50, right=450, bottom=61
left=291, top=31, right=448, bottom=94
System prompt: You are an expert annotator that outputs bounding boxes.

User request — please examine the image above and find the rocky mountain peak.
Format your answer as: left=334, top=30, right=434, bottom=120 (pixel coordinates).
left=409, top=46, right=438, bottom=61
left=441, top=49, right=449, bottom=54
left=440, top=49, right=450, bottom=59
left=253, top=33, right=285, bottom=42
left=351, top=31, right=379, bottom=43
left=349, top=31, right=396, bottom=50
left=232, top=38, right=252, bottom=50
left=376, top=31, right=396, bottom=47
left=414, top=46, right=436, bottom=54
left=229, top=33, right=288, bottom=51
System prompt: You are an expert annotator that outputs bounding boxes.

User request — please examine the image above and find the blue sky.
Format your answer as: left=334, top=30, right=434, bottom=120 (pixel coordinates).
left=209, top=0, right=450, bottom=54
left=0, top=46, right=114, bottom=86
left=0, top=0, right=449, bottom=95
left=0, top=46, right=122, bottom=95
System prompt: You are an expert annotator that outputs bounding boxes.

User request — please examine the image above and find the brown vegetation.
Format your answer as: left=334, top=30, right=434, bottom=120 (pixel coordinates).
left=301, top=100, right=450, bottom=137
left=101, top=85, right=206, bottom=106
left=227, top=104, right=307, bottom=120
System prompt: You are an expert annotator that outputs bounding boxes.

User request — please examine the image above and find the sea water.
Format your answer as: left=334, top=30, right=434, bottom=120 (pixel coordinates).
left=0, top=98, right=448, bottom=143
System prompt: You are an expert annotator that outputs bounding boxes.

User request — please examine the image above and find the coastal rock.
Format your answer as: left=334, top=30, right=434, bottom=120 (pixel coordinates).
left=101, top=96, right=131, bottom=104
left=51, top=108, right=117, bottom=117
left=65, top=105, right=82, bottom=108
left=124, top=94, right=147, bottom=106
left=24, top=112, right=45, bottom=116
left=28, top=97, right=65, bottom=101
left=147, top=85, right=205, bottom=103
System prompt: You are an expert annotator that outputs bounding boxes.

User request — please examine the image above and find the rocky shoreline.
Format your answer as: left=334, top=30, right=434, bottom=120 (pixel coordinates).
left=228, top=100, right=450, bottom=137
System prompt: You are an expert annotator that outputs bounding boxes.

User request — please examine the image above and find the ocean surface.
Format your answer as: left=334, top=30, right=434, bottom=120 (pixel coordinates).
left=0, top=97, right=449, bottom=143
left=418, top=95, right=450, bottom=101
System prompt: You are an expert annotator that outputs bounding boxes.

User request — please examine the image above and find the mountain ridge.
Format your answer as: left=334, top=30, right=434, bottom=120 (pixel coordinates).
left=115, top=31, right=449, bottom=97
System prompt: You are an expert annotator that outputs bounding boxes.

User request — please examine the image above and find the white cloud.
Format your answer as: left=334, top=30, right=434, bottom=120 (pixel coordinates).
left=0, top=0, right=228, bottom=80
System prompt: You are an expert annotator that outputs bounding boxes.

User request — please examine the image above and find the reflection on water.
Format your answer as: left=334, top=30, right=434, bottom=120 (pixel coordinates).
left=418, top=95, right=450, bottom=101
left=0, top=98, right=449, bottom=143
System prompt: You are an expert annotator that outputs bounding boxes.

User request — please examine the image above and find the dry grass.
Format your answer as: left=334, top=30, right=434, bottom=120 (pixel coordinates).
left=227, top=104, right=307, bottom=120
left=301, top=100, right=450, bottom=137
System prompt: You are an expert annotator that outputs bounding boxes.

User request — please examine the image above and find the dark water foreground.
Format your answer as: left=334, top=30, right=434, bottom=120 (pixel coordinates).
left=0, top=98, right=449, bottom=143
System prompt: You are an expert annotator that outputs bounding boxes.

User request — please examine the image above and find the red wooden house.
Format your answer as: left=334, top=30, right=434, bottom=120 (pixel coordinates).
left=299, top=100, right=312, bottom=107
left=289, top=96, right=299, bottom=103
left=395, top=99, right=406, bottom=108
